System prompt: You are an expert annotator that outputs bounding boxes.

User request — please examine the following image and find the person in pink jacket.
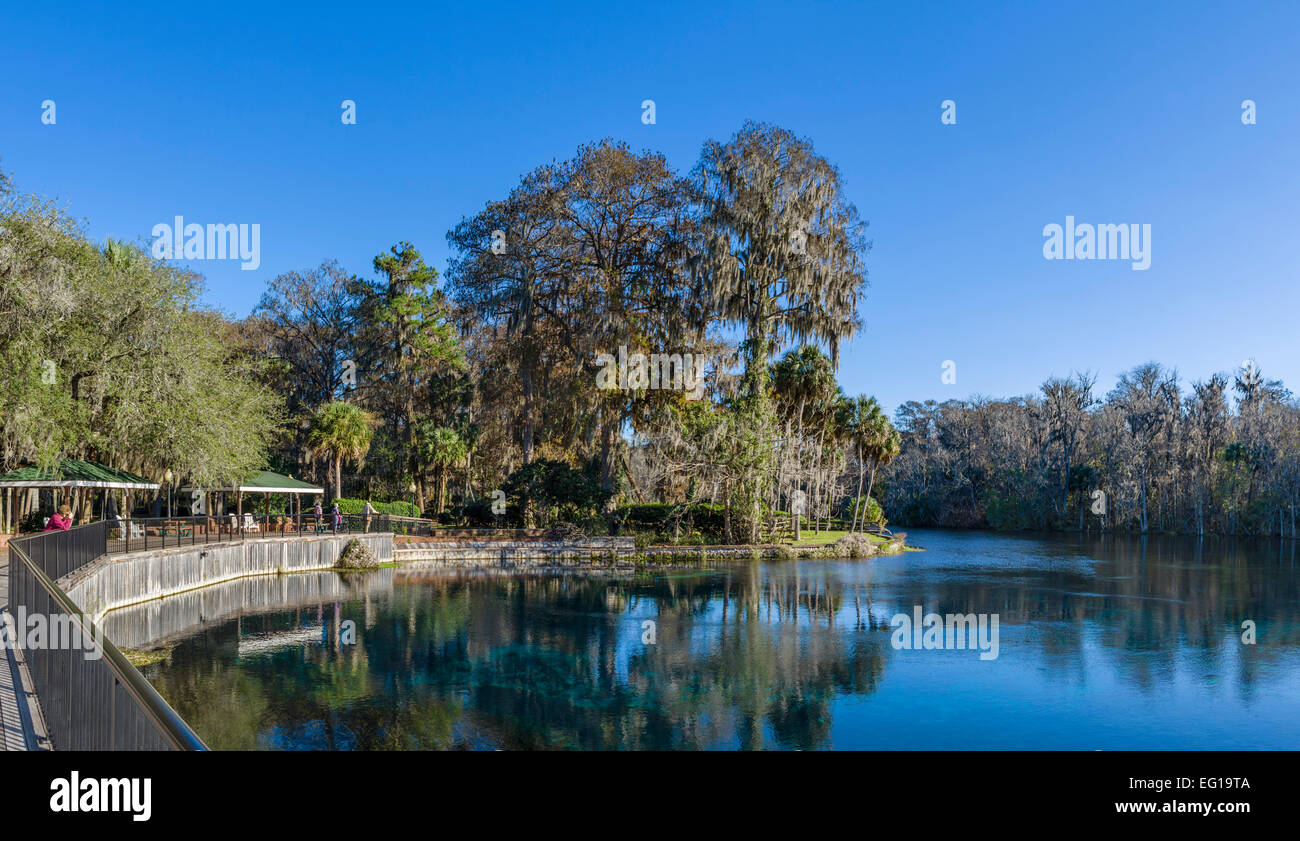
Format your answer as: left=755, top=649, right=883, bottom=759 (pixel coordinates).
left=43, top=504, right=73, bottom=531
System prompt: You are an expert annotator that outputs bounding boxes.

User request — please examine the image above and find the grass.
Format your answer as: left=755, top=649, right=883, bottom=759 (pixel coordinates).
left=789, top=529, right=888, bottom=546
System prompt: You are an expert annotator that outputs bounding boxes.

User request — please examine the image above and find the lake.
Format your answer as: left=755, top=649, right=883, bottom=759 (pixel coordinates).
left=130, top=529, right=1300, bottom=749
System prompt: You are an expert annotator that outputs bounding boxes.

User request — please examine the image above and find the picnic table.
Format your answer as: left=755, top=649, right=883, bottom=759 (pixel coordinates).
left=150, top=520, right=194, bottom=537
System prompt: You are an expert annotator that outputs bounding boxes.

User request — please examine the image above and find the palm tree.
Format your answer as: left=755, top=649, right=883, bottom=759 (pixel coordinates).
left=419, top=426, right=467, bottom=516
left=860, top=420, right=900, bottom=526
left=846, top=395, right=885, bottom=533
left=104, top=237, right=136, bottom=267
left=821, top=389, right=855, bottom=532
left=305, top=401, right=376, bottom=500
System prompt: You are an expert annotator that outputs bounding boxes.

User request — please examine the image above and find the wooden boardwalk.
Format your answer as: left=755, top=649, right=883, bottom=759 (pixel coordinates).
left=0, top=550, right=47, bottom=750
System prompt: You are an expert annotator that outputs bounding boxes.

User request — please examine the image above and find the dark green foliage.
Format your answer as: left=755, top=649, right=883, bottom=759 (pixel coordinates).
left=500, top=459, right=611, bottom=528
left=333, top=498, right=420, bottom=518
left=611, top=502, right=727, bottom=539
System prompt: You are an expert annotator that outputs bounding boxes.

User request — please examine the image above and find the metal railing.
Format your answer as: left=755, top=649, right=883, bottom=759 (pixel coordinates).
left=7, top=528, right=207, bottom=750
left=4, top=512, right=421, bottom=750
left=100, top=512, right=398, bottom=556
left=2, top=510, right=593, bottom=750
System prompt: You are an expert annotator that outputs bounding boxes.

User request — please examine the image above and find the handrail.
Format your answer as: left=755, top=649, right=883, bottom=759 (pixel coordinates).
left=8, top=531, right=207, bottom=750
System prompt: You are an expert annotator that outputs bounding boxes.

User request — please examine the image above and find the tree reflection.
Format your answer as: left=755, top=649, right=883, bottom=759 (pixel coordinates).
left=141, top=533, right=1300, bottom=750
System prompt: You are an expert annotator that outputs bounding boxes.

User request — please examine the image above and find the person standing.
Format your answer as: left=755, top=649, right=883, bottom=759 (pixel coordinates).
left=363, top=500, right=377, bottom=533
left=331, top=503, right=342, bottom=534
left=313, top=499, right=323, bottom=532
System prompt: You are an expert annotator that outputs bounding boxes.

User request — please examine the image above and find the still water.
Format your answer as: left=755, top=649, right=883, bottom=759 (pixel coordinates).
left=129, top=529, right=1300, bottom=749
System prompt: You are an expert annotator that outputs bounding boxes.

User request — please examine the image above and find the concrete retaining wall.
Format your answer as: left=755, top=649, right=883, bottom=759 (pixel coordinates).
left=394, top=537, right=634, bottom=569
left=99, top=567, right=396, bottom=650
left=61, top=533, right=393, bottom=620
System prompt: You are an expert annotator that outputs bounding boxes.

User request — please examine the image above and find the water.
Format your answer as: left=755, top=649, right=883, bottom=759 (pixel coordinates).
left=129, top=530, right=1300, bottom=750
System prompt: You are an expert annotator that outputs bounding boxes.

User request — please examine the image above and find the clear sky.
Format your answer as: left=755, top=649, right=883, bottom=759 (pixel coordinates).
left=3, top=1, right=1297, bottom=415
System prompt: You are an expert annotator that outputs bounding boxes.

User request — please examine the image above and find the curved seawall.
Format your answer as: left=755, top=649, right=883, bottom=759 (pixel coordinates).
left=60, top=533, right=394, bottom=621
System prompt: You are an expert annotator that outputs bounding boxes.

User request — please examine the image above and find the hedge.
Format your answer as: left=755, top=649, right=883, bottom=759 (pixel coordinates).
left=333, top=498, right=421, bottom=518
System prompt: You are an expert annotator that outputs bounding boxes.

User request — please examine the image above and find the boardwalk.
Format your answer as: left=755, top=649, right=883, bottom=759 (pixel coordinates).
left=0, top=550, right=46, bottom=750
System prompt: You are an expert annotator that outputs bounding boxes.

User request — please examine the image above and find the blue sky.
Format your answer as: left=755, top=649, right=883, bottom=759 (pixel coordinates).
left=3, top=1, right=1298, bottom=415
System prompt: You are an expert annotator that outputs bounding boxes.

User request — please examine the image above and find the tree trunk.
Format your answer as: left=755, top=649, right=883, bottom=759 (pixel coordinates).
left=522, top=365, right=536, bottom=465
left=1139, top=467, right=1149, bottom=534
left=597, top=409, right=620, bottom=502
left=851, top=449, right=866, bottom=534
left=723, top=481, right=733, bottom=545
left=864, top=463, right=878, bottom=523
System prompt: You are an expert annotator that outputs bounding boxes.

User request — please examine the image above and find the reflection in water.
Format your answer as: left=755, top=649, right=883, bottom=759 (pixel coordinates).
left=133, top=530, right=1300, bottom=749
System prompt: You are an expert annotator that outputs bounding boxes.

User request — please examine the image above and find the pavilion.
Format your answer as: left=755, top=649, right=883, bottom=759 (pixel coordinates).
left=0, top=459, right=159, bottom=533
left=180, top=470, right=323, bottom=520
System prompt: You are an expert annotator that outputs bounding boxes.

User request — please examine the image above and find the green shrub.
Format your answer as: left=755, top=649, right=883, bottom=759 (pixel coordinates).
left=502, top=459, right=611, bottom=527
left=18, top=510, right=48, bottom=533
left=334, top=498, right=420, bottom=518
left=841, top=496, right=885, bottom=527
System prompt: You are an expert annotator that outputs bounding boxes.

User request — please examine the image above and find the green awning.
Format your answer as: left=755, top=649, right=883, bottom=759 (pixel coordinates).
left=0, top=459, right=159, bottom=490
left=181, top=470, right=323, bottom=496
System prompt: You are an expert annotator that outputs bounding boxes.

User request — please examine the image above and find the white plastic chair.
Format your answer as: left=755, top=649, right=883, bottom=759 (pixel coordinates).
left=242, top=513, right=260, bottom=532
left=115, top=517, right=145, bottom=541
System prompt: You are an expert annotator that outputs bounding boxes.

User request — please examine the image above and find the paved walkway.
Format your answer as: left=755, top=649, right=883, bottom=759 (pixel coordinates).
left=1, top=550, right=46, bottom=750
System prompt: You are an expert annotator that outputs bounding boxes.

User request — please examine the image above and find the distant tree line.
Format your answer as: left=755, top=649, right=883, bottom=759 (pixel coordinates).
left=884, top=363, right=1300, bottom=536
